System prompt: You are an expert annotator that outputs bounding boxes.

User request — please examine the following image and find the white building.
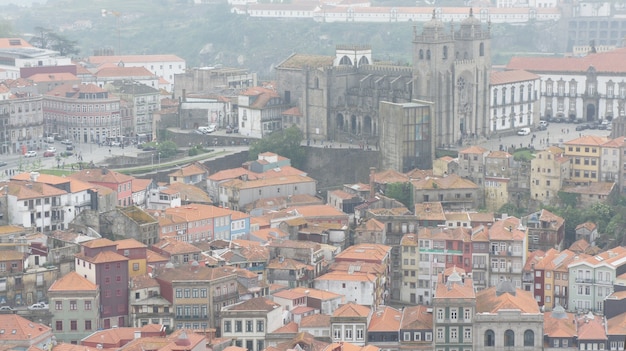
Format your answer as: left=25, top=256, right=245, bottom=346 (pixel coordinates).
left=146, top=186, right=181, bottom=210
left=87, top=54, right=186, bottom=92
left=489, top=70, right=541, bottom=133
left=220, top=297, right=283, bottom=351
left=507, top=48, right=626, bottom=123
left=600, top=137, right=624, bottom=183
left=237, top=86, right=285, bottom=138
left=314, top=270, right=377, bottom=307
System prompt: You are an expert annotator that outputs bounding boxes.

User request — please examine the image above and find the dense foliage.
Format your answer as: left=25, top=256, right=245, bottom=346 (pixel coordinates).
left=248, top=126, right=305, bottom=168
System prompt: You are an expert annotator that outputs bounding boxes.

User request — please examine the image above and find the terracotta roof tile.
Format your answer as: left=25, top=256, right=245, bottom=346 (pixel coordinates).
left=506, top=47, right=626, bottom=74
left=48, top=271, right=97, bottom=292
left=300, top=314, right=331, bottom=328
left=476, top=285, right=540, bottom=314
left=490, top=69, right=539, bottom=85
left=0, top=314, right=51, bottom=342
left=400, top=305, right=433, bottom=330
left=226, top=297, right=280, bottom=312
left=368, top=306, right=401, bottom=332
left=332, top=302, right=371, bottom=318
left=291, top=287, right=342, bottom=300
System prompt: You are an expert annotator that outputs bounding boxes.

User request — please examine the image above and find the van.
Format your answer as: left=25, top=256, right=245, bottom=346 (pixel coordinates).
left=44, top=136, right=54, bottom=143
left=197, top=126, right=210, bottom=134
left=517, top=127, right=531, bottom=136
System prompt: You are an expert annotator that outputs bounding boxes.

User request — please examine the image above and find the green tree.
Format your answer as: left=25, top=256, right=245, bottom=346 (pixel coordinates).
left=157, top=141, right=177, bottom=158
left=248, top=126, right=305, bottom=168
left=384, top=182, right=413, bottom=211
left=30, top=27, right=80, bottom=56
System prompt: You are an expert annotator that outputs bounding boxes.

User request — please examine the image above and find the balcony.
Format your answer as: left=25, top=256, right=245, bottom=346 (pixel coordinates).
left=575, top=278, right=593, bottom=284
left=213, top=291, right=238, bottom=303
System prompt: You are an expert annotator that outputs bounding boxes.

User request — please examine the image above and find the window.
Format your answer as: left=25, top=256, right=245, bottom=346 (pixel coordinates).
left=436, top=328, right=444, bottom=341
left=224, top=321, right=231, bottom=332
left=56, top=321, right=63, bottom=331
left=450, top=327, right=458, bottom=341
left=485, top=330, right=495, bottom=347
left=70, top=320, right=77, bottom=331
left=464, top=327, right=472, bottom=341
left=524, top=330, right=534, bottom=346
left=436, top=308, right=444, bottom=321
left=403, top=332, right=411, bottom=341
left=333, top=327, right=341, bottom=339
left=257, top=320, right=264, bottom=332
left=450, top=308, right=458, bottom=321
left=345, top=328, right=353, bottom=340
left=133, top=263, right=140, bottom=271
left=175, top=289, right=182, bottom=298
left=425, top=332, right=432, bottom=341
left=85, top=301, right=92, bottom=310
left=464, top=308, right=471, bottom=321
left=235, top=320, right=242, bottom=332
left=85, top=320, right=92, bottom=330
left=504, top=329, right=514, bottom=347
left=246, top=320, right=253, bottom=332
left=55, top=301, right=62, bottom=310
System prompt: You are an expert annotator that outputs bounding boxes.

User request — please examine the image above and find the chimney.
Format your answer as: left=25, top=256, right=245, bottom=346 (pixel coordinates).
left=369, top=167, right=376, bottom=199
left=30, top=171, right=40, bottom=182
left=134, top=330, right=141, bottom=339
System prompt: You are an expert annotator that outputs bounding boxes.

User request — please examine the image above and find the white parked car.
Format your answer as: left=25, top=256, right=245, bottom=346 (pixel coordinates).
left=207, top=124, right=217, bottom=133
left=0, top=306, right=13, bottom=312
left=24, top=151, right=37, bottom=158
left=517, top=128, right=531, bottom=136
left=46, top=146, right=56, bottom=153
left=28, top=303, right=48, bottom=310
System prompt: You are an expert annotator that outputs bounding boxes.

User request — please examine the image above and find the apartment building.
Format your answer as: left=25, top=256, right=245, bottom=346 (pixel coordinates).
left=433, top=272, right=476, bottom=351
left=563, top=135, right=609, bottom=184
left=221, top=297, right=283, bottom=351
left=530, top=146, right=570, bottom=206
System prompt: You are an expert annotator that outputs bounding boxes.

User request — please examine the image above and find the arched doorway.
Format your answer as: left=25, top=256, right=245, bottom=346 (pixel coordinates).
left=351, top=115, right=357, bottom=134
left=586, top=103, right=596, bottom=122
left=336, top=114, right=344, bottom=131
left=363, top=116, right=372, bottom=135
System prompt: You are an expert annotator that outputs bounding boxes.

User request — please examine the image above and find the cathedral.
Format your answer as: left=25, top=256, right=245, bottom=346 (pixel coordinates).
left=274, top=9, right=491, bottom=171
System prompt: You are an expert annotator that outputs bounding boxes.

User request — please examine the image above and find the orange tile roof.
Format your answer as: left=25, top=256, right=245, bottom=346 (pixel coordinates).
left=226, top=297, right=280, bottom=311
left=476, top=285, right=540, bottom=314
left=368, top=306, right=401, bottom=332
left=576, top=222, right=597, bottom=231
left=48, top=271, right=97, bottom=292
left=95, top=66, right=155, bottom=78
left=488, top=216, right=526, bottom=241
left=434, top=277, right=475, bottom=300
left=88, top=54, right=185, bottom=64
left=401, top=233, right=418, bottom=246
left=0, top=314, right=51, bottom=342
left=132, top=178, right=153, bottom=192
left=156, top=265, right=236, bottom=283
left=400, top=305, right=433, bottom=330
left=372, top=169, right=408, bottom=184
left=69, top=168, right=133, bottom=184
left=83, top=237, right=116, bottom=248
left=608, top=312, right=626, bottom=336
left=411, top=174, right=479, bottom=190
left=335, top=243, right=391, bottom=263
left=29, top=72, right=79, bottom=83
left=506, top=47, right=626, bottom=74
left=291, top=287, right=342, bottom=300
left=273, top=289, right=307, bottom=300
left=282, top=107, right=301, bottom=116
left=168, top=162, right=208, bottom=178
left=0, top=251, right=25, bottom=262
left=414, top=202, right=446, bottom=221
left=544, top=306, right=576, bottom=338
left=459, top=145, right=488, bottom=154
left=332, top=302, right=371, bottom=318
left=153, top=238, right=201, bottom=255
left=222, top=174, right=315, bottom=190
left=146, top=249, right=169, bottom=264
left=267, top=257, right=309, bottom=270
left=577, top=314, right=608, bottom=341
left=564, top=135, right=610, bottom=146
left=272, top=321, right=299, bottom=333
left=0, top=38, right=32, bottom=48
left=7, top=180, right=67, bottom=200
left=490, top=69, right=539, bottom=85
left=76, top=250, right=129, bottom=264
left=166, top=182, right=212, bottom=203
left=317, top=270, right=376, bottom=283
left=300, top=314, right=331, bottom=328
left=250, top=228, right=289, bottom=242
left=115, top=238, right=147, bottom=250
left=130, top=274, right=159, bottom=290
left=81, top=324, right=166, bottom=347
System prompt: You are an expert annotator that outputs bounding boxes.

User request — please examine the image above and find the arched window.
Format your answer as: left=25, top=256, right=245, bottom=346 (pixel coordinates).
left=484, top=330, right=495, bottom=347
left=426, top=49, right=431, bottom=60
left=480, top=42, right=485, bottom=56
left=339, top=55, right=352, bottom=66
left=524, top=330, right=534, bottom=346
left=419, top=49, right=424, bottom=60
left=493, top=89, right=498, bottom=106
left=504, top=330, right=514, bottom=347
left=443, top=46, right=448, bottom=59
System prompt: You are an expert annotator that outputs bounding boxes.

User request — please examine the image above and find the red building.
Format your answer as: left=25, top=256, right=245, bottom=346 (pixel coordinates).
left=75, top=238, right=129, bottom=328
left=70, top=168, right=134, bottom=207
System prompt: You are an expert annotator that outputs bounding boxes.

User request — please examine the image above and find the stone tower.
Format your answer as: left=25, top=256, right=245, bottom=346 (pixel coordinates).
left=413, top=9, right=491, bottom=148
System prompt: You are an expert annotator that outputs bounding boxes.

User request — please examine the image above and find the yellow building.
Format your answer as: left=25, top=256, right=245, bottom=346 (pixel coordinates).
left=563, top=135, right=608, bottom=184
left=530, top=146, right=570, bottom=205
left=400, top=233, right=419, bottom=304
left=115, top=239, right=148, bottom=277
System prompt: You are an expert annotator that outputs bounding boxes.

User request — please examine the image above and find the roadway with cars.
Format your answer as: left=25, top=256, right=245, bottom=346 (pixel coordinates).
left=476, top=121, right=612, bottom=152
